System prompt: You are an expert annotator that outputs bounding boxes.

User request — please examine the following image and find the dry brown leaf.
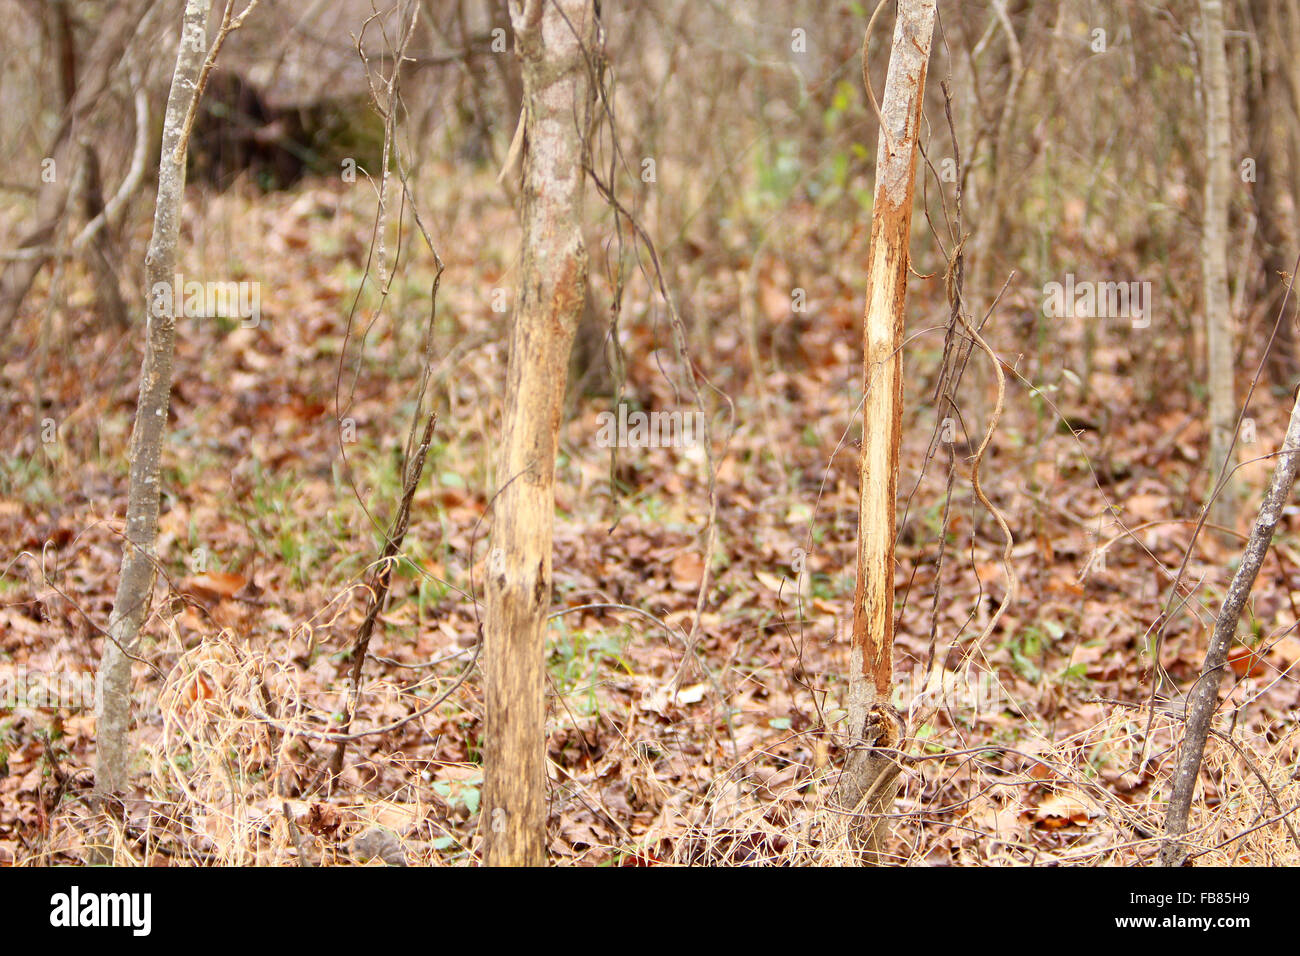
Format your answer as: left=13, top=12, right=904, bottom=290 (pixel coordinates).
left=1022, top=791, right=1095, bottom=828
left=669, top=551, right=705, bottom=591
left=183, top=572, right=247, bottom=602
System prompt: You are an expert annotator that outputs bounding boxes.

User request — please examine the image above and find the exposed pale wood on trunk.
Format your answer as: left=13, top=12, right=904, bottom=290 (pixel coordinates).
left=482, top=0, right=595, bottom=867
left=837, top=0, right=936, bottom=866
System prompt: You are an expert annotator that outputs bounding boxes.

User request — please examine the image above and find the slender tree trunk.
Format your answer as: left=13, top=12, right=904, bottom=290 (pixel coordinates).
left=836, top=0, right=936, bottom=865
left=50, top=0, right=79, bottom=109
left=975, top=0, right=1028, bottom=308
left=482, top=0, right=595, bottom=867
left=1201, top=0, right=1236, bottom=531
left=49, top=6, right=125, bottom=332
left=81, top=144, right=130, bottom=329
left=1275, top=2, right=1300, bottom=252
left=1160, top=376, right=1300, bottom=865
left=485, top=0, right=524, bottom=135
left=94, top=0, right=212, bottom=799
left=1246, top=0, right=1300, bottom=388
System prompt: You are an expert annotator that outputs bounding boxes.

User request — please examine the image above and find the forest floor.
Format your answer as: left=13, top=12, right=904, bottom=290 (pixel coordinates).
left=2, top=169, right=1299, bottom=866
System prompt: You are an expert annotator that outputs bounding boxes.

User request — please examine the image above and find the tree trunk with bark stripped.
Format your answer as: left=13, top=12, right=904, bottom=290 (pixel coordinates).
left=836, top=0, right=936, bottom=866
left=482, top=0, right=595, bottom=867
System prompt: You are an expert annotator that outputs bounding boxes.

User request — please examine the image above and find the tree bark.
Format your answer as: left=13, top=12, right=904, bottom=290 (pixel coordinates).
left=838, top=0, right=936, bottom=865
left=1200, top=0, right=1236, bottom=531
left=94, top=0, right=213, bottom=799
left=482, top=0, right=595, bottom=867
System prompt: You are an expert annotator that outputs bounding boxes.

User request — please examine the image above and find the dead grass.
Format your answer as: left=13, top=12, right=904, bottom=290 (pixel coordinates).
left=3, top=165, right=1299, bottom=866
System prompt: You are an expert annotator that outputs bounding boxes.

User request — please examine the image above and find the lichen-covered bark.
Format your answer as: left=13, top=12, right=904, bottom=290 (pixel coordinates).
left=482, top=0, right=595, bottom=867
left=95, top=0, right=212, bottom=799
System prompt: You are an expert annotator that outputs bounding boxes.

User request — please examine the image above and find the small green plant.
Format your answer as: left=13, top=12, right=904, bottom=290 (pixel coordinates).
left=432, top=774, right=482, bottom=816
left=754, top=138, right=802, bottom=209
left=809, top=573, right=836, bottom=601
left=548, top=623, right=630, bottom=716
left=1003, top=624, right=1047, bottom=682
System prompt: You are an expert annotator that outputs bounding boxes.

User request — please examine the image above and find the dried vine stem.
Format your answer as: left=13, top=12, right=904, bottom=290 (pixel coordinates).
left=325, top=0, right=445, bottom=784
left=951, top=279, right=1016, bottom=662
left=327, top=410, right=439, bottom=781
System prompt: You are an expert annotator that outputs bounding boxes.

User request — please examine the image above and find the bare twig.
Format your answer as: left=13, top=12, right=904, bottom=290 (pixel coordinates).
left=1159, top=380, right=1300, bottom=865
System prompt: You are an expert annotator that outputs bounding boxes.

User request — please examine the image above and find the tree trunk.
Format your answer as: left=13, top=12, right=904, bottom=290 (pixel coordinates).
left=80, top=143, right=130, bottom=329
left=1245, top=1, right=1298, bottom=388
left=1201, top=0, right=1236, bottom=531
left=94, top=0, right=213, bottom=800
left=482, top=0, right=595, bottom=867
left=837, top=0, right=936, bottom=865
left=1248, top=0, right=1300, bottom=388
